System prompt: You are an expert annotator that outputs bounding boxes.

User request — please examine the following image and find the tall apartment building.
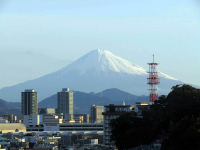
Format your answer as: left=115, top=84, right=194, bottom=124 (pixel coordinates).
left=21, top=89, right=38, bottom=118
left=102, top=104, right=134, bottom=145
left=91, top=105, right=104, bottom=123
left=57, top=88, right=73, bottom=121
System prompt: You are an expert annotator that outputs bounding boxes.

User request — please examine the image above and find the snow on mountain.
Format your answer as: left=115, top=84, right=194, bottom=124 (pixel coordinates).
left=64, top=48, right=177, bottom=80
left=159, top=72, right=178, bottom=81
left=64, top=49, right=147, bottom=75
left=0, top=49, right=181, bottom=102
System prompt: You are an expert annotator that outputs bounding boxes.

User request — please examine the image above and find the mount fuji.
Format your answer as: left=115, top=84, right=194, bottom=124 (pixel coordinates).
left=0, top=49, right=182, bottom=102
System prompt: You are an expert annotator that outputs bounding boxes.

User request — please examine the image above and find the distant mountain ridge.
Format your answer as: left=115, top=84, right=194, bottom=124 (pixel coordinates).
left=0, top=49, right=182, bottom=102
left=0, top=88, right=148, bottom=115
left=0, top=99, right=21, bottom=117
left=39, top=88, right=148, bottom=114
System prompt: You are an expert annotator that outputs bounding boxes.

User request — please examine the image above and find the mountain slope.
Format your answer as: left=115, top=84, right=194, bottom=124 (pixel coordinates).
left=39, top=91, right=113, bottom=114
left=0, top=99, right=21, bottom=116
left=96, top=88, right=148, bottom=102
left=39, top=88, right=148, bottom=114
left=0, top=49, right=182, bottom=102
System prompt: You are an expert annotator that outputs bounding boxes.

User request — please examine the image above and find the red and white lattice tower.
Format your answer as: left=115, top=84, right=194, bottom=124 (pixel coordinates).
left=147, top=54, right=160, bottom=102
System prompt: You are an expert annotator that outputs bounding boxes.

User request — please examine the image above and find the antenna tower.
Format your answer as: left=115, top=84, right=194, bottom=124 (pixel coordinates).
left=147, top=54, right=160, bottom=102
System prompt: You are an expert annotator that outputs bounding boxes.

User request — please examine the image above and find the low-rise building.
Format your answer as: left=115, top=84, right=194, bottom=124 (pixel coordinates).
left=23, top=115, right=40, bottom=127
left=59, top=123, right=103, bottom=131
left=73, top=114, right=90, bottom=123
left=91, top=105, right=104, bottom=123
left=0, top=117, right=8, bottom=124
left=83, top=114, right=90, bottom=123
left=0, top=134, right=9, bottom=149
left=39, top=108, right=56, bottom=115
left=135, top=102, right=150, bottom=117
left=102, top=104, right=134, bottom=145
left=73, top=114, right=84, bottom=123
left=0, top=123, right=26, bottom=133
left=43, top=114, right=63, bottom=131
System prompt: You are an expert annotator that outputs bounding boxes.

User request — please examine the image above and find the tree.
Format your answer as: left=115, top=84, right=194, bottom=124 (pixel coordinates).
left=162, top=84, right=200, bottom=150
left=111, top=112, right=158, bottom=150
left=111, top=84, right=200, bottom=150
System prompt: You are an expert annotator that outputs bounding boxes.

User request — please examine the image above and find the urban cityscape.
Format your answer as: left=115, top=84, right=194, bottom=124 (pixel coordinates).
left=0, top=87, right=145, bottom=149
left=0, top=53, right=199, bottom=150
left=0, top=1, right=200, bottom=150
left=0, top=56, right=161, bottom=149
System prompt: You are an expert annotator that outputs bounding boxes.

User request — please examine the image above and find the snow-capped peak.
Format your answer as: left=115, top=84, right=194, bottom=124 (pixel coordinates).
left=65, top=49, right=147, bottom=75
left=61, top=49, right=177, bottom=81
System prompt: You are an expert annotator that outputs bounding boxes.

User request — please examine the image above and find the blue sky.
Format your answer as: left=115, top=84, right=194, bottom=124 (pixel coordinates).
left=0, top=0, right=200, bottom=88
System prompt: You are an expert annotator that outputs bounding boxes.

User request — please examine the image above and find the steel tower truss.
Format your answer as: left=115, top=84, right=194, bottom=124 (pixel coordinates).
left=147, top=55, right=160, bottom=102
